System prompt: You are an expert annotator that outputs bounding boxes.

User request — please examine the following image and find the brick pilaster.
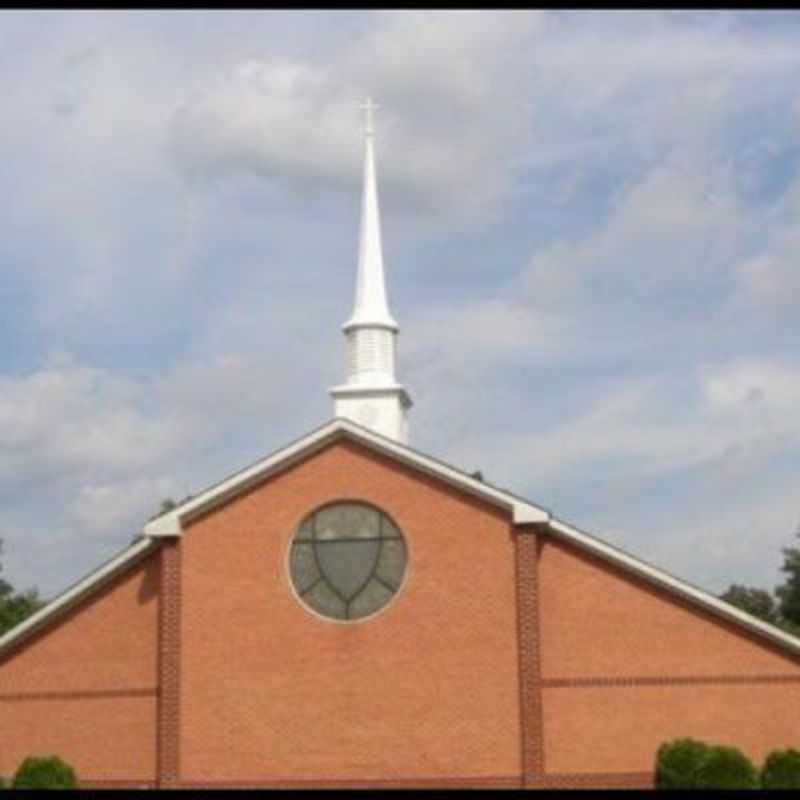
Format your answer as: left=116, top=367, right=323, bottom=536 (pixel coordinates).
left=515, top=527, right=544, bottom=787
left=157, top=539, right=181, bottom=787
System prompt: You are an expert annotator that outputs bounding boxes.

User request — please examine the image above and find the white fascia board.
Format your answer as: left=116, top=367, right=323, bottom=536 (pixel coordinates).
left=143, top=420, right=345, bottom=537
left=546, top=517, right=800, bottom=657
left=143, top=418, right=550, bottom=537
left=0, top=536, right=157, bottom=659
left=341, top=420, right=550, bottom=525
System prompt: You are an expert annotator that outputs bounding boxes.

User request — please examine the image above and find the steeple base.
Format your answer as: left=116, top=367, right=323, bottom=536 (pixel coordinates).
left=329, top=384, right=412, bottom=444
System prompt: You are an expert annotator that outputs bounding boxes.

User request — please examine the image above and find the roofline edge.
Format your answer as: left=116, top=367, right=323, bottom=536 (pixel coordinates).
left=545, top=516, right=800, bottom=658
left=0, top=536, right=159, bottom=659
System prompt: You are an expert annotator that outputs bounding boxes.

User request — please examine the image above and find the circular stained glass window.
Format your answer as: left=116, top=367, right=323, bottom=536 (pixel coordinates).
left=289, top=502, right=407, bottom=621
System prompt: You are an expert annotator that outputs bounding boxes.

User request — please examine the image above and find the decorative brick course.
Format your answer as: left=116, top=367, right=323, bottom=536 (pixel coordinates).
left=82, top=772, right=653, bottom=790
left=176, top=775, right=522, bottom=789
left=78, top=780, right=158, bottom=789
left=537, top=771, right=653, bottom=789
left=0, top=688, right=156, bottom=702
left=543, top=674, right=800, bottom=688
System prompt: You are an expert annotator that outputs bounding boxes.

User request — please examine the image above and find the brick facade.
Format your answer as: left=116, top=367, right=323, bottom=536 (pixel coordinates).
left=538, top=536, right=800, bottom=777
left=179, top=439, right=522, bottom=784
left=0, top=552, right=160, bottom=784
left=0, top=436, right=798, bottom=788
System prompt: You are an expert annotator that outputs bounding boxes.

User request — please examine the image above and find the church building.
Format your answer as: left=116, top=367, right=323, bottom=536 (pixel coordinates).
left=1, top=102, right=799, bottom=790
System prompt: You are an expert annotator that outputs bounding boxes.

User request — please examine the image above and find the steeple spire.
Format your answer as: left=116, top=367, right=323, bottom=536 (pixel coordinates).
left=329, top=98, right=412, bottom=443
left=344, top=98, right=398, bottom=331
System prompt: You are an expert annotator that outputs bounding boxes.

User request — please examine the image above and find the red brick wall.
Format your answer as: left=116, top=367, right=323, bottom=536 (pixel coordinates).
left=0, top=552, right=160, bottom=784
left=178, top=438, right=522, bottom=785
left=538, top=537, right=800, bottom=779
left=543, top=682, right=800, bottom=775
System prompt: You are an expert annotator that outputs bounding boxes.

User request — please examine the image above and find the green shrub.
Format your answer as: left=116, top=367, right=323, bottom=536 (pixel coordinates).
left=695, top=745, right=758, bottom=789
left=12, top=756, right=77, bottom=789
left=655, top=737, right=710, bottom=788
left=761, top=749, right=800, bottom=789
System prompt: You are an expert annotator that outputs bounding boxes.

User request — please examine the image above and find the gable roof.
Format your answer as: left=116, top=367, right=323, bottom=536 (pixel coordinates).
left=143, top=417, right=551, bottom=536
left=1, top=417, right=799, bottom=661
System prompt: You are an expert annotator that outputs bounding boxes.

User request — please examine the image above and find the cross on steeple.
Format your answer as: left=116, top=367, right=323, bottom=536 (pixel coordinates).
left=361, top=97, right=379, bottom=137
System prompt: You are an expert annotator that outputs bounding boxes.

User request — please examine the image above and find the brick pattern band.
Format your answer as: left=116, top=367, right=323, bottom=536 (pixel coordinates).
left=515, top=526, right=544, bottom=787
left=77, top=772, right=653, bottom=790
left=542, top=673, right=800, bottom=688
left=535, top=771, right=653, bottom=789
left=0, top=688, right=157, bottom=702
left=157, top=539, right=181, bottom=787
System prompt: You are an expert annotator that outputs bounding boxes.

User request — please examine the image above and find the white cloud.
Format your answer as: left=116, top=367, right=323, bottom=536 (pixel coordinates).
left=3, top=10, right=800, bottom=604
left=0, top=352, right=295, bottom=488
left=0, top=361, right=186, bottom=480
left=639, top=480, right=800, bottom=594
left=703, top=359, right=800, bottom=408
left=523, top=154, right=745, bottom=311
left=170, top=59, right=359, bottom=183
left=522, top=21, right=800, bottom=167
left=732, top=222, right=800, bottom=312
left=168, top=12, right=544, bottom=212
left=70, top=476, right=178, bottom=538
left=421, top=356, right=800, bottom=592
left=452, top=358, right=800, bottom=489
left=405, top=298, right=574, bottom=369
left=0, top=350, right=298, bottom=593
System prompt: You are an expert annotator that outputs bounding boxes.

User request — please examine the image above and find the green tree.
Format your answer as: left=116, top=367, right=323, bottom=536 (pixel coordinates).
left=0, top=539, right=44, bottom=636
left=146, top=497, right=182, bottom=522
left=719, top=584, right=778, bottom=624
left=776, top=527, right=800, bottom=629
left=717, top=521, right=800, bottom=639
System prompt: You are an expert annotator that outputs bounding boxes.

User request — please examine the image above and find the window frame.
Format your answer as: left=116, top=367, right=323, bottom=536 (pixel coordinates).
left=286, top=499, right=409, bottom=624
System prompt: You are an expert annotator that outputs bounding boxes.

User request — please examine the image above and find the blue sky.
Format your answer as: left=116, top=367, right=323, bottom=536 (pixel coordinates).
left=1, top=10, right=799, bottom=600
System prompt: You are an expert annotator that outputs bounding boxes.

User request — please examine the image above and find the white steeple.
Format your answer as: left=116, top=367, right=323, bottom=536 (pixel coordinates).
left=343, top=98, right=398, bottom=332
left=330, top=99, right=412, bottom=443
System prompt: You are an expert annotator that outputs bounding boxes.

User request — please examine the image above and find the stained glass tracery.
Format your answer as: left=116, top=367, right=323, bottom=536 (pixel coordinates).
left=289, top=502, right=406, bottom=621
